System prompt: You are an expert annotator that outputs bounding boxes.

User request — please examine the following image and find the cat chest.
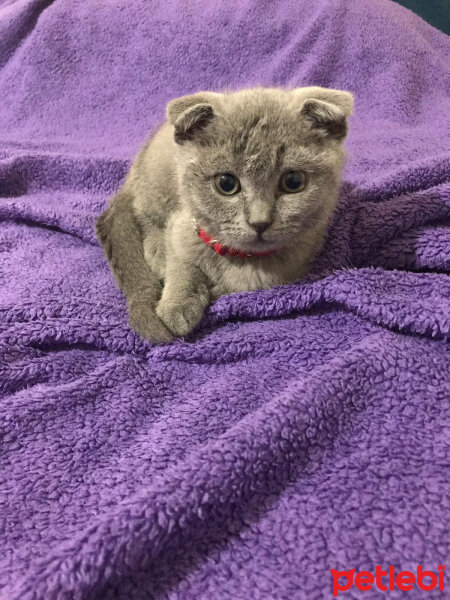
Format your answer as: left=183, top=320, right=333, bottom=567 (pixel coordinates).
left=210, top=258, right=288, bottom=298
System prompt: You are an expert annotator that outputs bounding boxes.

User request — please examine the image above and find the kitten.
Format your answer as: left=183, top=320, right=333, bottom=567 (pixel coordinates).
left=97, top=86, right=353, bottom=342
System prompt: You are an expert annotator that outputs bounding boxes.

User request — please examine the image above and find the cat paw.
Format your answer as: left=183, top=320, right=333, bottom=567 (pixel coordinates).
left=128, top=294, right=173, bottom=343
left=156, top=293, right=207, bottom=337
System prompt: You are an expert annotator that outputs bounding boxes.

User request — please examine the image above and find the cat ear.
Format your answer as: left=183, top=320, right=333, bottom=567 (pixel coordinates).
left=166, top=93, right=218, bottom=143
left=294, top=87, right=353, bottom=141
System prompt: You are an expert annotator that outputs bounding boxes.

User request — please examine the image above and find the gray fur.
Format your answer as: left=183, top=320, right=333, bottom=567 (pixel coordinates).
left=96, top=86, right=353, bottom=342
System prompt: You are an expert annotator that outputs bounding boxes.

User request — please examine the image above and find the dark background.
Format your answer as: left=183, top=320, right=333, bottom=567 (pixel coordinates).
left=393, top=0, right=450, bottom=34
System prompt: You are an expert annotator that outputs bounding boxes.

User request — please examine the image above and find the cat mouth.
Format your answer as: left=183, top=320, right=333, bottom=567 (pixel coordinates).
left=252, top=232, right=281, bottom=248
left=194, top=222, right=281, bottom=257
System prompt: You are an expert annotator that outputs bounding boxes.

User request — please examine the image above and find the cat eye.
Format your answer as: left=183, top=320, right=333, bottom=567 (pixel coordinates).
left=280, top=170, right=308, bottom=193
left=214, top=173, right=241, bottom=196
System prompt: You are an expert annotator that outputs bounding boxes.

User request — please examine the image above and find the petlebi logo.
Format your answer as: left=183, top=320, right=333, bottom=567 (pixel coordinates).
left=330, top=564, right=445, bottom=596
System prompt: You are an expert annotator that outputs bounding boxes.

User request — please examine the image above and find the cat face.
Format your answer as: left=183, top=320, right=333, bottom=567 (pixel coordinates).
left=167, top=87, right=352, bottom=252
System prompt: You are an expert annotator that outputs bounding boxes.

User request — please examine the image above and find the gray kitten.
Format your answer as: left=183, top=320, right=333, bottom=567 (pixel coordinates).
left=97, top=86, right=353, bottom=342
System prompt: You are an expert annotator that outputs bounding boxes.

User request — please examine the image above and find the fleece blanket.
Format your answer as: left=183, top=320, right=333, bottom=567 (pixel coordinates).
left=1, top=0, right=449, bottom=598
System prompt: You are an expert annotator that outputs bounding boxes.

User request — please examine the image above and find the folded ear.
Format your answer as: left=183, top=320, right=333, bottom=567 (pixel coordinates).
left=166, top=92, right=219, bottom=144
left=294, top=87, right=353, bottom=141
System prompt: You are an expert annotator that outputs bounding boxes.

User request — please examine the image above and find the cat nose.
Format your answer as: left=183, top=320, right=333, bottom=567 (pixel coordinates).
left=249, top=220, right=271, bottom=234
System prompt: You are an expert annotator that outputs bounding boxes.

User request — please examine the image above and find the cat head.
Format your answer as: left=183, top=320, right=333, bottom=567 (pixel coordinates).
left=166, top=86, right=353, bottom=252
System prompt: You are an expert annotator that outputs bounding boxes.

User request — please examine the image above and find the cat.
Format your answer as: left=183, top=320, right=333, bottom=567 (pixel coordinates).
left=96, top=86, right=353, bottom=343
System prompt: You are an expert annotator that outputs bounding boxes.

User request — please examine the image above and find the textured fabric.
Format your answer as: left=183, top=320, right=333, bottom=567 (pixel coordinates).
left=0, top=1, right=449, bottom=598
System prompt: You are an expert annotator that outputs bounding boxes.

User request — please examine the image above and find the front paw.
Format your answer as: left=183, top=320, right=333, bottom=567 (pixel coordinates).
left=128, top=294, right=173, bottom=343
left=156, top=294, right=207, bottom=337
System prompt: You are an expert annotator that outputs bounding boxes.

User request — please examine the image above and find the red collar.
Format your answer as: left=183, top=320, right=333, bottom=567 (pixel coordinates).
left=195, top=224, right=280, bottom=258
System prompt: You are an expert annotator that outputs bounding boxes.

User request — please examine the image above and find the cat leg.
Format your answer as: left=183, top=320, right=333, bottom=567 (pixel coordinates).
left=156, top=257, right=210, bottom=337
left=96, top=191, right=173, bottom=343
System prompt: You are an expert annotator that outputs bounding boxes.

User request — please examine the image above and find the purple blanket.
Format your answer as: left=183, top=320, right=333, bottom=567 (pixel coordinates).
left=1, top=0, right=449, bottom=598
